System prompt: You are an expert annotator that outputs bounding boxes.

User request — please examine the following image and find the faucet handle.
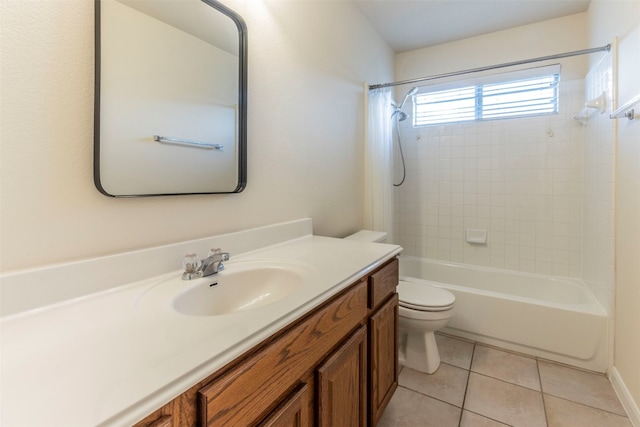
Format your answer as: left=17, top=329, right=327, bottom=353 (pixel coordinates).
left=209, top=248, right=230, bottom=260
left=183, top=253, right=200, bottom=272
left=182, top=253, right=203, bottom=280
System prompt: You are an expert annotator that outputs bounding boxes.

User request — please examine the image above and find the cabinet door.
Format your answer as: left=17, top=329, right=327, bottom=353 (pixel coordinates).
left=369, top=294, right=399, bottom=425
left=259, top=383, right=310, bottom=427
left=317, top=326, right=367, bottom=427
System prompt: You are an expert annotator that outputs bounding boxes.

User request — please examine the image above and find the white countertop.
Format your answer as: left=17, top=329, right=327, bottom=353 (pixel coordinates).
left=0, top=226, right=401, bottom=426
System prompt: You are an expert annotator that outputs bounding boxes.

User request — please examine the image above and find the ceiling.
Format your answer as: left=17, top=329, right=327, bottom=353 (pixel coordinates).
left=352, top=0, right=591, bottom=53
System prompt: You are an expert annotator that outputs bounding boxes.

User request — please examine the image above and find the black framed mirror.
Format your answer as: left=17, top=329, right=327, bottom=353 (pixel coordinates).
left=94, top=0, right=247, bottom=197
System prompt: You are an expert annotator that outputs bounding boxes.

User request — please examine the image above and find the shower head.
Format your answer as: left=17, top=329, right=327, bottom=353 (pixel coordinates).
left=398, top=87, right=419, bottom=110
left=391, top=87, right=418, bottom=121
left=391, top=108, right=409, bottom=121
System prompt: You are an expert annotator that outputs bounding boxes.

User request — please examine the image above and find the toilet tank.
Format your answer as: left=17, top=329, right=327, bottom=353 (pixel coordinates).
left=344, top=230, right=387, bottom=243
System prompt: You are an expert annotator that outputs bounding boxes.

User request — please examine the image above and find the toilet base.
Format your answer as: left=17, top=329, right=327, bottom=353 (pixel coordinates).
left=401, top=330, right=441, bottom=374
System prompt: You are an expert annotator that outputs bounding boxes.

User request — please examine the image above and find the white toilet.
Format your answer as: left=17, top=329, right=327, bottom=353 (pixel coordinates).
left=344, top=230, right=456, bottom=374
left=397, top=280, right=455, bottom=374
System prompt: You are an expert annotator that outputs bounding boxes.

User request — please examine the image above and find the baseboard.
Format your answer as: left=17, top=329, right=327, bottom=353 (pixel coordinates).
left=609, top=366, right=640, bottom=426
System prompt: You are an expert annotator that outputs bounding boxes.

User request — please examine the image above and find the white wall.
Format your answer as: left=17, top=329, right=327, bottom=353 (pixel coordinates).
left=0, top=0, right=394, bottom=272
left=588, top=0, right=640, bottom=417
left=396, top=13, right=590, bottom=83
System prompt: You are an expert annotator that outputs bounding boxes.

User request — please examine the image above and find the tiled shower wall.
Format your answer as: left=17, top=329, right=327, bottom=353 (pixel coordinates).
left=582, top=53, right=615, bottom=312
left=394, top=79, right=587, bottom=278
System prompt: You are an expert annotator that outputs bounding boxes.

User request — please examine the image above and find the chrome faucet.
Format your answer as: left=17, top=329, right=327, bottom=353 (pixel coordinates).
left=182, top=248, right=230, bottom=280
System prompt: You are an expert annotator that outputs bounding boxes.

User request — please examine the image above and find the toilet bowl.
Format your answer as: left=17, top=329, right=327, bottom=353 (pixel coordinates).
left=343, top=230, right=456, bottom=374
left=397, top=280, right=455, bottom=374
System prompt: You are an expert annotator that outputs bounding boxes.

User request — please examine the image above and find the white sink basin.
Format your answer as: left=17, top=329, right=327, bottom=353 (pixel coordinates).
left=135, top=259, right=317, bottom=317
left=172, top=265, right=305, bottom=316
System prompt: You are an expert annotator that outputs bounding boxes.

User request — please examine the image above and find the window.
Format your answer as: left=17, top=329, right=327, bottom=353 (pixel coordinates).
left=413, top=70, right=560, bottom=126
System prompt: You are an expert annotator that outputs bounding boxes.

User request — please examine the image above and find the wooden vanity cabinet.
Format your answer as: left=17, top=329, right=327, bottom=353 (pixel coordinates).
left=198, top=279, right=368, bottom=426
left=133, top=258, right=399, bottom=427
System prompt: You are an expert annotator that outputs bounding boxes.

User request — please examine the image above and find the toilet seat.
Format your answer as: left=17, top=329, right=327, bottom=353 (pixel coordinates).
left=398, top=281, right=455, bottom=312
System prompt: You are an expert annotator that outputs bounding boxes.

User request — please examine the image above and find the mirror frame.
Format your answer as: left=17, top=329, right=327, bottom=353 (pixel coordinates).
left=93, top=0, right=248, bottom=197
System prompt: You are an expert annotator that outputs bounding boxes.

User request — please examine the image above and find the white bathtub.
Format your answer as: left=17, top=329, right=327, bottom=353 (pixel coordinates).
left=399, top=256, right=608, bottom=372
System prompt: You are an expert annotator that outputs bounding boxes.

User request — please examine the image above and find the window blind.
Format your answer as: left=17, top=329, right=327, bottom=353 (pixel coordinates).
left=413, top=65, right=560, bottom=126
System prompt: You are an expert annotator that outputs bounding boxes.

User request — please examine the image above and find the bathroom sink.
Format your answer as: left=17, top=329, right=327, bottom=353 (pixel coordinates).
left=172, top=266, right=304, bottom=316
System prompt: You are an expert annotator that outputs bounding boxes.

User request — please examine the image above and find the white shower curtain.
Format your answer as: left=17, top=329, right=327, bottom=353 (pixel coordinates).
left=364, top=86, right=394, bottom=243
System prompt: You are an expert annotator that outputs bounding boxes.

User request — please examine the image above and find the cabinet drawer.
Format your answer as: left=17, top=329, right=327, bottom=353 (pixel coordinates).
left=369, top=258, right=399, bottom=309
left=198, top=280, right=368, bottom=427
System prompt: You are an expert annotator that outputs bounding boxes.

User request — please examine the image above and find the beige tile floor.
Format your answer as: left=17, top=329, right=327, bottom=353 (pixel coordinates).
left=378, top=334, right=632, bottom=427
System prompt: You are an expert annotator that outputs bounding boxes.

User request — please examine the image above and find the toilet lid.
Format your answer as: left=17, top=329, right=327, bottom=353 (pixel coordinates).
left=398, top=281, right=455, bottom=311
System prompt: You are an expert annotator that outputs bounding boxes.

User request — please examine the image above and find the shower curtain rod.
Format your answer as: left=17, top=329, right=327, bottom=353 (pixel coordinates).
left=369, top=44, right=611, bottom=90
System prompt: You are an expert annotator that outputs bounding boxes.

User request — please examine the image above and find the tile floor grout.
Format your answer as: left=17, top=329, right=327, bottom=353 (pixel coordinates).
left=394, top=383, right=511, bottom=427
left=544, top=393, right=633, bottom=417
left=456, top=342, right=475, bottom=426
left=378, top=334, right=633, bottom=427
left=537, top=358, right=550, bottom=427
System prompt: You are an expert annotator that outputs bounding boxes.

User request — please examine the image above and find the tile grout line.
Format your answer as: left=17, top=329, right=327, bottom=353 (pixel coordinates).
left=536, top=358, right=551, bottom=427
left=470, top=370, right=546, bottom=393
left=393, top=383, right=467, bottom=421
left=397, top=374, right=463, bottom=409
left=457, top=342, right=476, bottom=427
left=463, top=409, right=516, bottom=427
left=541, top=391, right=633, bottom=419
left=393, top=335, right=631, bottom=427
left=465, top=361, right=546, bottom=426
left=535, top=356, right=632, bottom=419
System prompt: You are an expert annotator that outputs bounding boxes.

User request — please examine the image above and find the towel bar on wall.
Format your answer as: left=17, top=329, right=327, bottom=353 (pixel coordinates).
left=153, top=135, right=224, bottom=150
left=610, top=93, right=640, bottom=120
